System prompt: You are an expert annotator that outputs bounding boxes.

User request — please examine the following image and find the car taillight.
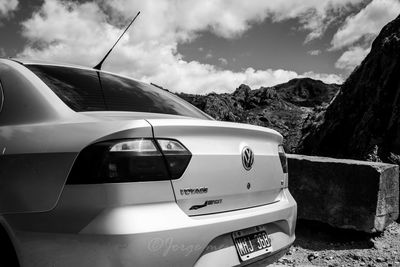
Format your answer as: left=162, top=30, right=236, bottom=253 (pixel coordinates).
left=66, top=138, right=191, bottom=184
left=278, top=144, right=288, bottom=188
left=156, top=139, right=192, bottom=179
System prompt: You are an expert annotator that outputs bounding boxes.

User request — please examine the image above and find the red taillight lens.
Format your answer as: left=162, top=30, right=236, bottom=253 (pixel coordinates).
left=66, top=138, right=191, bottom=184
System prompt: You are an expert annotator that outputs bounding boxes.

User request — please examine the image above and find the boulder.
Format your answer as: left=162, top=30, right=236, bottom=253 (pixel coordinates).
left=288, top=154, right=399, bottom=232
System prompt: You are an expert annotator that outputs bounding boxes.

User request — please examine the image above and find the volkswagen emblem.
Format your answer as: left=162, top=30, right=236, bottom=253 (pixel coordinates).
left=241, top=147, right=254, bottom=171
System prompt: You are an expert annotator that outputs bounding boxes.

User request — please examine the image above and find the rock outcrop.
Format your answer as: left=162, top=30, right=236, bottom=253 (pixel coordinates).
left=299, top=14, right=400, bottom=165
left=178, top=78, right=339, bottom=152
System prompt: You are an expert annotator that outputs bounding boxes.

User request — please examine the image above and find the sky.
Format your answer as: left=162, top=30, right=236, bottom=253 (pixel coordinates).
left=0, top=0, right=399, bottom=94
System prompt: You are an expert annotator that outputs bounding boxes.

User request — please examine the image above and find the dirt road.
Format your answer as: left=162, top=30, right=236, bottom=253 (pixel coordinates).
left=271, top=220, right=400, bottom=267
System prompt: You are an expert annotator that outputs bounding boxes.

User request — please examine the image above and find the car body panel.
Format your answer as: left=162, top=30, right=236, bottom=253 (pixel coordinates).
left=5, top=188, right=296, bottom=267
left=0, top=58, right=297, bottom=266
left=4, top=182, right=176, bottom=234
left=147, top=118, right=285, bottom=216
left=0, top=120, right=154, bottom=214
left=0, top=59, right=184, bottom=213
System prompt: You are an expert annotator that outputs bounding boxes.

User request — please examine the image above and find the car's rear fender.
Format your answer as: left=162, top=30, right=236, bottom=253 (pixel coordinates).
left=0, top=119, right=153, bottom=214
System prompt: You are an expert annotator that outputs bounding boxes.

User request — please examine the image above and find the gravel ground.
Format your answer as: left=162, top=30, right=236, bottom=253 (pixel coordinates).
left=271, top=220, right=400, bottom=267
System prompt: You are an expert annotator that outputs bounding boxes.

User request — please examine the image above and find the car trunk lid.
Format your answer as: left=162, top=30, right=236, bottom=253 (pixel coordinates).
left=147, top=119, right=285, bottom=216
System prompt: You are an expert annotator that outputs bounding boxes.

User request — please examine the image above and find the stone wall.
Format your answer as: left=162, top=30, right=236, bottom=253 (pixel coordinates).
left=287, top=154, right=399, bottom=232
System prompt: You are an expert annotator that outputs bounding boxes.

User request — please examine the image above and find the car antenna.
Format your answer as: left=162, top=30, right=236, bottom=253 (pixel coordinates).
left=93, top=11, right=141, bottom=70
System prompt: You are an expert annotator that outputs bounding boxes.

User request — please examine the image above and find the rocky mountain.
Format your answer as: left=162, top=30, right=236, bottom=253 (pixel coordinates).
left=177, top=78, right=340, bottom=152
left=299, top=14, right=400, bottom=164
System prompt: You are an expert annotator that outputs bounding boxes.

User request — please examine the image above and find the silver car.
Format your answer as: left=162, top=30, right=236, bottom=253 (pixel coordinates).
left=0, top=58, right=296, bottom=267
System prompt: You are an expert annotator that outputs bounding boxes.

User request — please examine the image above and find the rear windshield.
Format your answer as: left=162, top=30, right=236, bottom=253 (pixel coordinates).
left=26, top=64, right=209, bottom=119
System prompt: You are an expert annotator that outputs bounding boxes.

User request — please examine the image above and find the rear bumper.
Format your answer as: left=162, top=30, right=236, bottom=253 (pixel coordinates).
left=10, top=189, right=296, bottom=267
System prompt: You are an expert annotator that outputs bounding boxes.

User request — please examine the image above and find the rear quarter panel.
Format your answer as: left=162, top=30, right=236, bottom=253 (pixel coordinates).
left=0, top=121, right=153, bottom=214
left=0, top=59, right=154, bottom=213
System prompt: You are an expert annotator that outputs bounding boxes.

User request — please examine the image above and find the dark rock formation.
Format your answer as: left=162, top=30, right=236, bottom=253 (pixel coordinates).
left=288, top=154, right=399, bottom=232
left=178, top=78, right=339, bottom=152
left=299, top=14, right=400, bottom=165
left=275, top=77, right=339, bottom=107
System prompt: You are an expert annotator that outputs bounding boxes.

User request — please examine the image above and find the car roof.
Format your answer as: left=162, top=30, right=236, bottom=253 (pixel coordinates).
left=10, top=58, right=96, bottom=72
left=8, top=58, right=149, bottom=86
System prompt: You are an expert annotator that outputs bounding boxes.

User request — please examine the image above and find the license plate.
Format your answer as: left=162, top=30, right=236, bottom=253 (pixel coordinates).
left=232, top=226, right=272, bottom=261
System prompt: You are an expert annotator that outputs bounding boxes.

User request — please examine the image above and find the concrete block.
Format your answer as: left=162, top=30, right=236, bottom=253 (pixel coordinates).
left=287, top=154, right=399, bottom=232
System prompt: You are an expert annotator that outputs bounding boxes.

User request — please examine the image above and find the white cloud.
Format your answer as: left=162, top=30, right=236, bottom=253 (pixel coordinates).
left=330, top=0, right=400, bottom=70
left=308, top=49, right=321, bottom=56
left=301, top=0, right=366, bottom=43
left=146, top=64, right=300, bottom=94
left=335, top=46, right=370, bottom=70
left=331, top=0, right=400, bottom=51
left=0, top=47, right=6, bottom=57
left=0, top=0, right=18, bottom=18
left=19, top=0, right=352, bottom=94
left=147, top=64, right=342, bottom=94
left=218, top=57, right=228, bottom=65
left=205, top=52, right=213, bottom=59
left=104, top=0, right=364, bottom=41
left=302, top=71, right=343, bottom=84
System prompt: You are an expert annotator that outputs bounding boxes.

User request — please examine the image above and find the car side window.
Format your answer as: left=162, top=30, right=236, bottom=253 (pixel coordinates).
left=0, top=81, right=3, bottom=113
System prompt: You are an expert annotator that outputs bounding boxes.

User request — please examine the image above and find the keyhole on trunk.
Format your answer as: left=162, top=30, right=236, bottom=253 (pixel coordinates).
left=247, top=182, right=251, bottom=190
